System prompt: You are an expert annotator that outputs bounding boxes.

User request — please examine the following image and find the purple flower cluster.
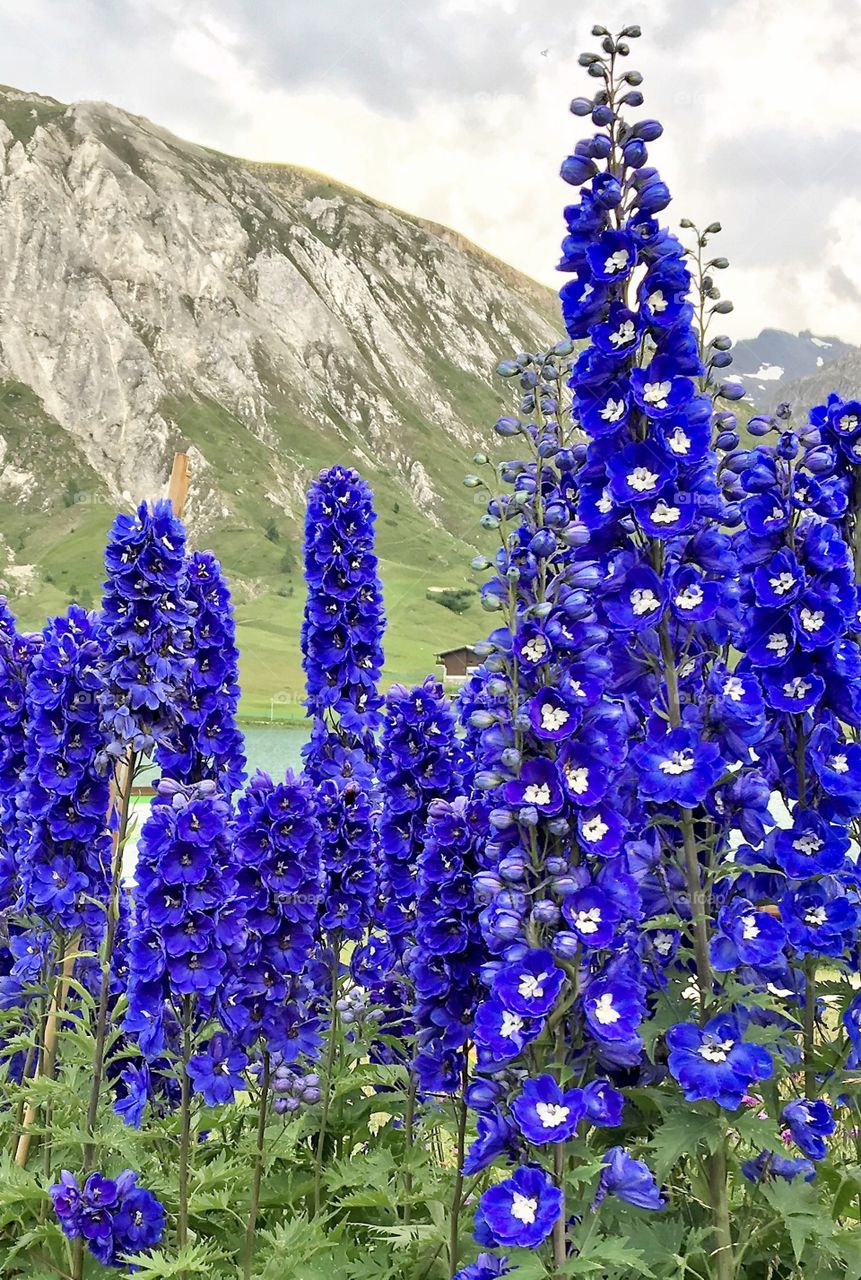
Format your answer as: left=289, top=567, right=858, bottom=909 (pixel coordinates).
left=99, top=499, right=192, bottom=763
left=124, top=778, right=239, bottom=1060
left=301, top=464, right=385, bottom=747
left=0, top=600, right=40, bottom=910
left=155, top=550, right=245, bottom=795
left=17, top=606, right=112, bottom=933
left=221, top=770, right=323, bottom=1062
left=50, top=1168, right=165, bottom=1269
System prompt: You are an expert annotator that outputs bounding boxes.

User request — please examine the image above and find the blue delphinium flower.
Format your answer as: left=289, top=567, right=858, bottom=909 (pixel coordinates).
left=155, top=550, right=245, bottom=795
left=17, top=606, right=112, bottom=934
left=478, top=1164, right=563, bottom=1248
left=221, top=769, right=323, bottom=1063
left=124, top=778, right=239, bottom=1063
left=187, top=1031, right=248, bottom=1106
left=741, top=1150, right=816, bottom=1184
left=412, top=794, right=485, bottom=1093
left=315, top=777, right=376, bottom=940
left=452, top=1254, right=511, bottom=1280
left=781, top=1098, right=836, bottom=1161
left=510, top=1074, right=585, bottom=1144
left=666, top=1015, right=773, bottom=1109
left=99, top=499, right=193, bottom=764
left=50, top=1168, right=165, bottom=1268
left=593, top=1147, right=665, bottom=1211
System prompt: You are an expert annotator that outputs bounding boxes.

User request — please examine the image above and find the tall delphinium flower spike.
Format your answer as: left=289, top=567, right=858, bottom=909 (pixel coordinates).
left=99, top=499, right=194, bottom=767
left=17, top=606, right=112, bottom=938
left=0, top=599, right=42, bottom=912
left=155, top=549, right=246, bottom=796
left=719, top=402, right=861, bottom=1101
left=301, top=465, right=384, bottom=958
left=801, top=392, right=861, bottom=573
left=301, top=463, right=385, bottom=773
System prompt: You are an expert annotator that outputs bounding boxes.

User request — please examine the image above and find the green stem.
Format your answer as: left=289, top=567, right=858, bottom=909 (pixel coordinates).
left=707, top=1140, right=733, bottom=1280
left=312, top=953, right=340, bottom=1217
left=447, top=1064, right=469, bottom=1278
left=178, top=996, right=194, bottom=1252
left=242, top=1052, right=270, bottom=1280
left=81, top=751, right=138, bottom=1164
left=402, top=1071, right=417, bottom=1226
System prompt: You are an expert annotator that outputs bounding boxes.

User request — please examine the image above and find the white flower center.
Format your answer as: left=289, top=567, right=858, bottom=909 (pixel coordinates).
left=741, top=914, right=760, bottom=940
left=659, top=750, right=695, bottom=776
left=667, top=427, right=690, bottom=454
left=838, top=413, right=858, bottom=433
left=604, top=249, right=630, bottom=274
left=523, top=783, right=552, bottom=806
left=582, top=816, right=608, bottom=843
left=592, top=992, right=620, bottom=1025
left=564, top=765, right=589, bottom=795
left=597, top=491, right=613, bottom=514
left=541, top=705, right=570, bottom=732
left=569, top=681, right=585, bottom=698
left=511, top=1192, right=538, bottom=1224
left=723, top=676, right=745, bottom=701
left=805, top=907, right=827, bottom=928
left=644, top=379, right=672, bottom=409
left=610, top=319, right=636, bottom=348
left=654, top=931, right=673, bottom=955
left=699, top=1038, right=734, bottom=1063
left=650, top=500, right=680, bottom=524
left=794, top=833, right=823, bottom=855
left=518, top=972, right=548, bottom=1001
left=536, top=1102, right=570, bottom=1128
left=522, top=636, right=548, bottom=663
left=500, top=1011, right=524, bottom=1038
left=631, top=587, right=660, bottom=615
left=782, top=677, right=812, bottom=699
left=766, top=632, right=789, bottom=655
left=574, top=907, right=602, bottom=934
left=601, top=398, right=626, bottom=422
left=647, top=289, right=667, bottom=313
left=766, top=506, right=784, bottom=524
left=770, top=572, right=796, bottom=595
left=829, top=753, right=849, bottom=774
left=675, top=585, right=704, bottom=611
left=629, top=466, right=659, bottom=492
left=800, top=608, right=824, bottom=633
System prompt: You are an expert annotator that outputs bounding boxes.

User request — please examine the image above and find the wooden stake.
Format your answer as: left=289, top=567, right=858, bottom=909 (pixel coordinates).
left=167, top=450, right=191, bottom=519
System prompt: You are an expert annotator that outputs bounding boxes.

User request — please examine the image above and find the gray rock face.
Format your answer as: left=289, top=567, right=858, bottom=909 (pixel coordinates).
left=0, top=86, right=560, bottom=536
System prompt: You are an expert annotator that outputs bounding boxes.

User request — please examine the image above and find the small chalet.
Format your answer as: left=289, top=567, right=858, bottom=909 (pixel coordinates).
left=435, top=644, right=480, bottom=682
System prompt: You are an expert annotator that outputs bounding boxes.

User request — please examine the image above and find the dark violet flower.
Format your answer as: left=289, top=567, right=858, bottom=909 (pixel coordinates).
left=666, top=1015, right=773, bottom=1109
left=510, top=1073, right=585, bottom=1144
left=50, top=1168, right=165, bottom=1268
left=594, top=1146, right=665, bottom=1211
left=782, top=1098, right=835, bottom=1161
left=187, top=1032, right=248, bottom=1106
left=582, top=1077, right=625, bottom=1127
left=479, top=1163, right=563, bottom=1248
left=503, top=760, right=565, bottom=816
left=452, top=1253, right=511, bottom=1280
left=741, top=1150, right=816, bottom=1184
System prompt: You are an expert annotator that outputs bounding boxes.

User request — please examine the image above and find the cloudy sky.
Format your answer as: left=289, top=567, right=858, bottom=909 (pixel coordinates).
left=2, top=0, right=859, bottom=341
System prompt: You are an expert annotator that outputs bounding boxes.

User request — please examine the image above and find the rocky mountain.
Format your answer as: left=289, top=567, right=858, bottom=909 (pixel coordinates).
left=730, top=327, right=856, bottom=411
left=0, top=85, right=561, bottom=708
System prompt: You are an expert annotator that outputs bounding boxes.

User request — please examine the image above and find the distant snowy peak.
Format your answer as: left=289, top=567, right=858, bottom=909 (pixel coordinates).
left=731, top=329, right=857, bottom=411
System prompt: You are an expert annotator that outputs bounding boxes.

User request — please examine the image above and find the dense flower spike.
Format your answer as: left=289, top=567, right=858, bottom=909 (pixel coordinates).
left=16, top=606, right=112, bottom=936
left=124, top=778, right=239, bottom=1066
left=301, top=464, right=385, bottom=757
left=411, top=794, right=485, bottom=1092
left=221, top=769, right=323, bottom=1061
left=99, top=499, right=193, bottom=764
left=0, top=600, right=40, bottom=911
left=155, top=550, right=245, bottom=795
